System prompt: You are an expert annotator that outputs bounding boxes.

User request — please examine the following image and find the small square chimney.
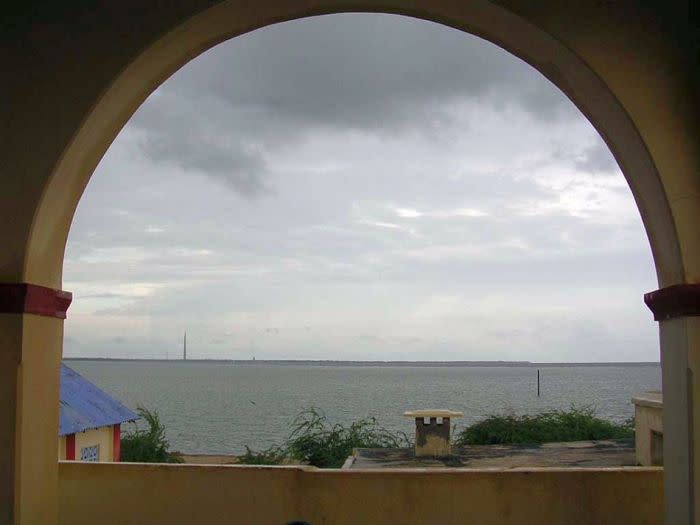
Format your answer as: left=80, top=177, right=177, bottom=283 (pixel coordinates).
left=404, top=409, right=463, bottom=458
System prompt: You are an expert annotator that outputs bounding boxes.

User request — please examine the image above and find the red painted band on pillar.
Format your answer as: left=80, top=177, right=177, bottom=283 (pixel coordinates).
left=66, top=434, right=76, bottom=460
left=113, top=423, right=121, bottom=462
left=0, top=283, right=72, bottom=319
left=644, top=284, right=700, bottom=321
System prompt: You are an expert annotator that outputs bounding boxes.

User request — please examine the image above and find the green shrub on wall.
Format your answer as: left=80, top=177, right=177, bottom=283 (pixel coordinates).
left=455, top=406, right=634, bottom=446
left=240, top=407, right=411, bottom=468
left=120, top=406, right=183, bottom=463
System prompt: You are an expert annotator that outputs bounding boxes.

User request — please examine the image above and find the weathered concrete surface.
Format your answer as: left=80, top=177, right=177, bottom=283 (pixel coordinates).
left=179, top=453, right=304, bottom=466
left=351, top=439, right=637, bottom=469
left=59, top=461, right=663, bottom=525
left=415, top=418, right=452, bottom=457
left=179, top=454, right=240, bottom=465
left=405, top=410, right=463, bottom=457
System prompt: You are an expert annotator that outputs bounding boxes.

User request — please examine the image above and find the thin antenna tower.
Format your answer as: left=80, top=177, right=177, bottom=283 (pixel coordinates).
left=183, top=332, right=187, bottom=361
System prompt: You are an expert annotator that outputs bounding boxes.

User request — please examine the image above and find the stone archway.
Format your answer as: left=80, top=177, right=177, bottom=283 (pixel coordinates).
left=2, top=2, right=698, bottom=524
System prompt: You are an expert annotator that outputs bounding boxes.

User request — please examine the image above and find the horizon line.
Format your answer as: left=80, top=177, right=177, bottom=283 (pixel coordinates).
left=63, top=357, right=660, bottom=366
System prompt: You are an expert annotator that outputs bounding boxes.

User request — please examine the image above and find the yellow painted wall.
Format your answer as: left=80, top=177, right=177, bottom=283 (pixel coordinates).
left=58, top=427, right=115, bottom=462
left=73, top=427, right=115, bottom=463
left=12, top=315, right=64, bottom=525
left=59, top=462, right=663, bottom=525
left=635, top=405, right=663, bottom=466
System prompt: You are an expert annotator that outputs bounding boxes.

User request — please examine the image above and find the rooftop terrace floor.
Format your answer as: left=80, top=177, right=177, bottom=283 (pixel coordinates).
left=347, top=439, right=636, bottom=469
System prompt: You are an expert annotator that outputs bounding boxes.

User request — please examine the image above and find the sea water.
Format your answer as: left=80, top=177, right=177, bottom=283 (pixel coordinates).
left=67, top=360, right=660, bottom=454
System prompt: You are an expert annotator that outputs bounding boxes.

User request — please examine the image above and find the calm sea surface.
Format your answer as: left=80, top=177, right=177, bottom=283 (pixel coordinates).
left=67, top=361, right=660, bottom=455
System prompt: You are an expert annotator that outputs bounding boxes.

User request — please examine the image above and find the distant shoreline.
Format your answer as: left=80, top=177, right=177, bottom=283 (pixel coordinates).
left=63, top=358, right=659, bottom=368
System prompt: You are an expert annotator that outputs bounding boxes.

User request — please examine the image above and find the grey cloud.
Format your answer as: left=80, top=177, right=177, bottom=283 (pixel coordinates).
left=131, top=97, right=270, bottom=197
left=552, top=140, right=619, bottom=175
left=573, top=143, right=619, bottom=174
left=122, top=13, right=582, bottom=202
left=354, top=335, right=422, bottom=345
left=355, top=334, right=385, bottom=343
left=142, top=133, right=268, bottom=197
left=172, top=14, right=575, bottom=128
left=124, top=13, right=576, bottom=189
left=79, top=292, right=133, bottom=299
left=93, top=280, right=272, bottom=318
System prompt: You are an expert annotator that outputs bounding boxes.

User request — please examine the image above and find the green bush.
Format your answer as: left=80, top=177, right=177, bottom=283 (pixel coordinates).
left=455, top=406, right=634, bottom=446
left=286, top=408, right=411, bottom=468
left=239, top=408, right=411, bottom=468
left=120, top=406, right=183, bottom=463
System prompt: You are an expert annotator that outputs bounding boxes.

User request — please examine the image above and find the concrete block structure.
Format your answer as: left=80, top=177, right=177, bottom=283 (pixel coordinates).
left=632, top=391, right=664, bottom=467
left=405, top=410, right=463, bottom=457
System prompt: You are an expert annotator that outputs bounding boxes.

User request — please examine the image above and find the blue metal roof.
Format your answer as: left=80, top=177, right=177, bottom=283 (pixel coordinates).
left=59, top=364, right=138, bottom=436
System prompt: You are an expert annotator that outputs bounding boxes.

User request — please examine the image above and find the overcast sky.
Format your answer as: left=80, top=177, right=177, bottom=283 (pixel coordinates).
left=63, top=14, right=659, bottom=362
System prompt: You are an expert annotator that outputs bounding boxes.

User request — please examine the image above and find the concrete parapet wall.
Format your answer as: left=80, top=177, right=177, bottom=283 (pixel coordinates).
left=59, top=461, right=663, bottom=524
left=633, top=393, right=664, bottom=466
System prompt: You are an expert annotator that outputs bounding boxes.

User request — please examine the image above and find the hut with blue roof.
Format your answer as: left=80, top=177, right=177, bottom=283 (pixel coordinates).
left=59, top=364, right=138, bottom=462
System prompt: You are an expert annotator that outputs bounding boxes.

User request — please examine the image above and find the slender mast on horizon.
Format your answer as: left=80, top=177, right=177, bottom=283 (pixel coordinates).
left=183, top=332, right=187, bottom=361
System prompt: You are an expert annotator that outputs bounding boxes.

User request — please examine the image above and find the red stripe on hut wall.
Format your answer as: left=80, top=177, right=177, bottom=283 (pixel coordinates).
left=113, top=424, right=121, bottom=462
left=66, top=434, right=75, bottom=460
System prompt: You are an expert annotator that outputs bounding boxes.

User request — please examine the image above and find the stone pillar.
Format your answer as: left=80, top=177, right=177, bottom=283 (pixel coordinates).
left=404, top=410, right=462, bottom=458
left=0, top=284, right=71, bottom=525
left=645, top=284, right=700, bottom=525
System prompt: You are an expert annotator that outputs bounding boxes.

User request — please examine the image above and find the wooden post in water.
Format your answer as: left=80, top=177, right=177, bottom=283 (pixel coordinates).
left=537, top=369, right=540, bottom=397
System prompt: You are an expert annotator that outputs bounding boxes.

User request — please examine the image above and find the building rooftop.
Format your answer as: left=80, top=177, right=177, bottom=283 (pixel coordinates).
left=346, top=439, right=637, bottom=469
left=59, top=364, right=138, bottom=436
